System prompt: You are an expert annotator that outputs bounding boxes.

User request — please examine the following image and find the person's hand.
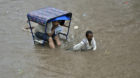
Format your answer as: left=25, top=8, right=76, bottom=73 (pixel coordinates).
left=48, top=29, right=55, bottom=36
left=93, top=48, right=96, bottom=51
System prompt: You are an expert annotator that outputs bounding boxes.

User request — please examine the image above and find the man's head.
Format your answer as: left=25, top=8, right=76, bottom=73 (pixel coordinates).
left=52, top=21, right=59, bottom=26
left=86, top=30, right=93, bottom=41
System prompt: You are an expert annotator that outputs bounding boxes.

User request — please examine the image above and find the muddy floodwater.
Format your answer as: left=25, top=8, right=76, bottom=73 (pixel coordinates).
left=0, top=0, right=140, bottom=78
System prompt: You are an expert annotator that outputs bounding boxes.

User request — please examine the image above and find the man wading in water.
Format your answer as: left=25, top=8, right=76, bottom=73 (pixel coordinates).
left=73, top=30, right=97, bottom=51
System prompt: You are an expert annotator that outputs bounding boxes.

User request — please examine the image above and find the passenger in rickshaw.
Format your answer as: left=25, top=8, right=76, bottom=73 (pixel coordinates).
left=34, top=21, right=63, bottom=49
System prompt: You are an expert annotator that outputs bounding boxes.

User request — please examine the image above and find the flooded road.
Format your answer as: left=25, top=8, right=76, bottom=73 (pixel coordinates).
left=0, top=0, right=140, bottom=78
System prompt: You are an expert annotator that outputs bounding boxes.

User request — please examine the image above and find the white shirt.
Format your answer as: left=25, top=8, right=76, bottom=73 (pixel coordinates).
left=73, top=37, right=97, bottom=51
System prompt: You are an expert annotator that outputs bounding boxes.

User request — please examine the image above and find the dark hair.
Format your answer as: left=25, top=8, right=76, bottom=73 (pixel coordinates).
left=59, top=20, right=65, bottom=25
left=86, top=30, right=93, bottom=37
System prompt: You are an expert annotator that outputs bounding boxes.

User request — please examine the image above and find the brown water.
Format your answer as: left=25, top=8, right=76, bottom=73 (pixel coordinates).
left=0, top=0, right=140, bottom=78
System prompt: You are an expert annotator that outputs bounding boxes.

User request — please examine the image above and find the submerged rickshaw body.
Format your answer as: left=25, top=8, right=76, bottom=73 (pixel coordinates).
left=27, top=7, right=72, bottom=44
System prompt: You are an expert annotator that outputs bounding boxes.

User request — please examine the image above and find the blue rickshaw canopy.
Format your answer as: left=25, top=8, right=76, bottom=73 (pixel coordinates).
left=49, top=16, right=70, bottom=22
left=27, top=7, right=72, bottom=25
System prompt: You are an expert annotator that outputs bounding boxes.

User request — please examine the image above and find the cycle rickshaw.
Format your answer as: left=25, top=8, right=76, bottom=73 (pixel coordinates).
left=27, top=7, right=72, bottom=45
